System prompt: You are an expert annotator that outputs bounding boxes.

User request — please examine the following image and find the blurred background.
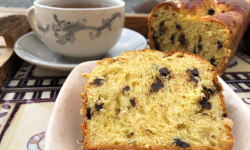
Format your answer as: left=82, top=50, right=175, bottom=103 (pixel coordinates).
left=0, top=0, right=165, bottom=13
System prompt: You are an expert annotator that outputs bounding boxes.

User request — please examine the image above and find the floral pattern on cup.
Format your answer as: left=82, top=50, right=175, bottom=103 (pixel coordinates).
left=37, top=12, right=121, bottom=45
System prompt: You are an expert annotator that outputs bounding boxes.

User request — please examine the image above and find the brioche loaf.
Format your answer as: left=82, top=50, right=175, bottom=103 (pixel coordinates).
left=81, top=50, right=233, bottom=150
left=148, top=0, right=250, bottom=75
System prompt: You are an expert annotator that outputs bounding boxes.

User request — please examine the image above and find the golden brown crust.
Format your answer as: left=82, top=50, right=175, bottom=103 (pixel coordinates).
left=148, top=0, right=250, bottom=75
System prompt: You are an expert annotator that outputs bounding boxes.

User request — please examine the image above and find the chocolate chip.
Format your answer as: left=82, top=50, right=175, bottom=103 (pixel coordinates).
left=174, top=138, right=190, bottom=148
left=86, top=107, right=92, bottom=120
left=198, top=43, right=203, bottom=51
left=222, top=113, right=227, bottom=117
left=122, top=85, right=130, bottom=93
left=159, top=68, right=170, bottom=76
left=210, top=57, right=217, bottom=66
left=130, top=132, right=134, bottom=136
left=94, top=78, right=103, bottom=86
left=154, top=41, right=160, bottom=50
left=170, top=34, right=175, bottom=44
left=159, top=21, right=166, bottom=36
left=151, top=78, right=164, bottom=92
left=152, top=32, right=160, bottom=50
left=187, top=69, right=199, bottom=83
left=179, top=34, right=186, bottom=45
left=193, top=48, right=197, bottom=54
left=217, top=41, right=223, bottom=49
left=202, top=86, right=215, bottom=96
left=208, top=8, right=215, bottom=15
left=197, top=37, right=203, bottom=51
left=190, top=76, right=199, bottom=84
left=130, top=98, right=136, bottom=107
left=200, top=99, right=211, bottom=110
left=188, top=68, right=199, bottom=77
left=95, top=103, right=104, bottom=111
left=176, top=24, right=182, bottom=30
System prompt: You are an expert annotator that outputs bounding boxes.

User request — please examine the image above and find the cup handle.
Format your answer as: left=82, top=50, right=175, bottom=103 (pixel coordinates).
left=26, top=6, right=42, bottom=38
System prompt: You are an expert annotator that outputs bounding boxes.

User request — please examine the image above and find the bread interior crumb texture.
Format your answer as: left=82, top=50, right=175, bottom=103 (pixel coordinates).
left=83, top=51, right=232, bottom=149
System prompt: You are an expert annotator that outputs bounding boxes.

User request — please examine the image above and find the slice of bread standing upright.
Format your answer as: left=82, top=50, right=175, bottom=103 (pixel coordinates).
left=148, top=0, right=250, bottom=75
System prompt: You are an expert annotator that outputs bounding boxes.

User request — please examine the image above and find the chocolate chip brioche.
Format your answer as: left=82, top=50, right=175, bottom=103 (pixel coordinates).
left=148, top=0, right=250, bottom=75
left=80, top=50, right=233, bottom=150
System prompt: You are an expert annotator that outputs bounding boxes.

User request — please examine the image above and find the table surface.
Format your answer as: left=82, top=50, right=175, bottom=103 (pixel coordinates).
left=0, top=9, right=250, bottom=150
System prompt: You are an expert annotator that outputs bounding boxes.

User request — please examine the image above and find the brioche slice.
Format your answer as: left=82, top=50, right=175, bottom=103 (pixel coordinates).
left=148, top=0, right=250, bottom=75
left=81, top=50, right=233, bottom=150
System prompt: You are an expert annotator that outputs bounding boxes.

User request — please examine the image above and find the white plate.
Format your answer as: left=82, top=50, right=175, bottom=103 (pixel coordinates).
left=14, top=28, right=147, bottom=71
left=45, top=61, right=250, bottom=150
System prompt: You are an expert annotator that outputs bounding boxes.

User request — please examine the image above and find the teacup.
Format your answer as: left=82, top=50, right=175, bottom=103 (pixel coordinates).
left=27, top=0, right=125, bottom=60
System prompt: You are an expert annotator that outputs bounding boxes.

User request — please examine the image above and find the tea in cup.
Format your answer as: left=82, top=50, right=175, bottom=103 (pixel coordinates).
left=27, top=0, right=125, bottom=59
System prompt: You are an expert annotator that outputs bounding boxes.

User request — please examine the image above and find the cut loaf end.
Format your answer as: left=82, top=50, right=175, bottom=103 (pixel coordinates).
left=81, top=50, right=233, bottom=150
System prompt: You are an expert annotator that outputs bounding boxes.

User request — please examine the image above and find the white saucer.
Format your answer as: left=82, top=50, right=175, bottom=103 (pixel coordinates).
left=14, top=28, right=147, bottom=71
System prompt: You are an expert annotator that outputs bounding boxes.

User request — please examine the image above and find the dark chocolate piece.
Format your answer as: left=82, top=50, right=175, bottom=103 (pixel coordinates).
left=193, top=48, right=197, bottom=54
left=174, top=138, right=190, bottom=148
left=190, top=76, right=198, bottom=84
left=217, top=41, right=223, bottom=49
left=200, top=99, right=211, bottom=110
left=179, top=34, right=186, bottom=45
left=198, top=43, right=203, bottom=51
left=188, top=68, right=199, bottom=77
left=170, top=34, right=175, bottom=44
left=86, top=108, right=92, bottom=120
left=176, top=24, right=182, bottom=30
left=202, top=86, right=215, bottom=97
left=151, top=78, right=164, bottom=92
left=159, top=68, right=170, bottom=76
left=198, top=37, right=203, bottom=51
left=210, top=57, right=217, bottom=66
left=94, top=78, right=103, bottom=86
left=153, top=32, right=160, bottom=50
left=159, top=21, right=166, bottom=36
left=187, top=69, right=199, bottom=83
left=208, top=8, right=215, bottom=15
left=122, top=85, right=130, bottom=93
left=95, top=103, right=104, bottom=111
left=130, top=98, right=136, bottom=107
